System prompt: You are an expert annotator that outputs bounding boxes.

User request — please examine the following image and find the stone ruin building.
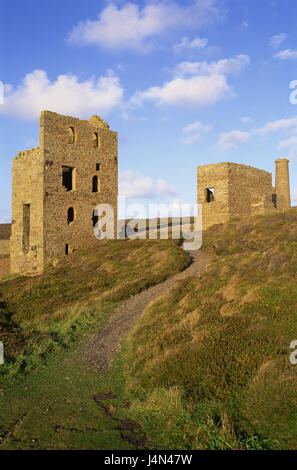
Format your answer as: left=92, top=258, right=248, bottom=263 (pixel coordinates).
left=0, top=109, right=292, bottom=278
left=10, top=111, right=118, bottom=275
left=197, top=159, right=291, bottom=230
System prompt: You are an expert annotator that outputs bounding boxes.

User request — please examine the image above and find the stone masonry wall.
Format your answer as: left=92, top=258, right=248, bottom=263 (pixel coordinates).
left=0, top=240, right=10, bottom=256
left=0, top=224, right=11, bottom=240
left=10, top=148, right=44, bottom=274
left=10, top=111, right=118, bottom=275
left=41, top=111, right=118, bottom=266
left=197, top=162, right=277, bottom=231
left=228, top=163, right=275, bottom=219
left=275, top=158, right=291, bottom=210
left=197, top=163, right=230, bottom=231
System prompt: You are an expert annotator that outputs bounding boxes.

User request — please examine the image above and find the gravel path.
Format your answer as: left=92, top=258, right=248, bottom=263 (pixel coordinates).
left=82, top=250, right=213, bottom=372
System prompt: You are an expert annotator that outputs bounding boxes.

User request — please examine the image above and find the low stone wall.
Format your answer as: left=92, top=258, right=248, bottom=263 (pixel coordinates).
left=0, top=240, right=10, bottom=256
left=0, top=255, right=10, bottom=278
left=0, top=224, right=11, bottom=240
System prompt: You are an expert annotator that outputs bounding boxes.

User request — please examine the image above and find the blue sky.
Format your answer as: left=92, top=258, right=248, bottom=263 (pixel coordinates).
left=1, top=0, right=297, bottom=221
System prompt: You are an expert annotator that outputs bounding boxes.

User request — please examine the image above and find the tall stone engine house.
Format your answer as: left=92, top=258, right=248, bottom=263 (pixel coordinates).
left=10, top=111, right=118, bottom=275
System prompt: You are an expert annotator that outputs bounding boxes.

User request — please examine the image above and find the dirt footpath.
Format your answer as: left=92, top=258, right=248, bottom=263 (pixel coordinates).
left=82, top=250, right=212, bottom=372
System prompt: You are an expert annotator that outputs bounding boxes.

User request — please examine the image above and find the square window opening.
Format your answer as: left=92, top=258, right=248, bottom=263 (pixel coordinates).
left=62, top=166, right=76, bottom=191
left=206, top=187, right=215, bottom=203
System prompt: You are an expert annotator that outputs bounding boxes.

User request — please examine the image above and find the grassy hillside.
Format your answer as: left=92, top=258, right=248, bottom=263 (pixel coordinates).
left=123, top=208, right=297, bottom=450
left=0, top=239, right=190, bottom=378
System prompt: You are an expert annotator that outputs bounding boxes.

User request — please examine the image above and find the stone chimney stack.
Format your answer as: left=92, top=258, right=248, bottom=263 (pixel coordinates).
left=275, top=158, right=291, bottom=210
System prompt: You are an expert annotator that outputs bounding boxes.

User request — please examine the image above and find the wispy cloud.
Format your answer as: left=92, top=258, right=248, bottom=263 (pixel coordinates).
left=240, top=116, right=251, bottom=124
left=270, top=33, right=287, bottom=49
left=173, top=36, right=208, bottom=53
left=68, top=1, right=222, bottom=53
left=255, top=117, right=297, bottom=135
left=173, top=54, right=250, bottom=78
left=0, top=69, right=124, bottom=120
left=216, top=130, right=251, bottom=151
left=274, top=48, right=297, bottom=60
left=215, top=116, right=297, bottom=152
left=279, top=136, right=297, bottom=148
left=182, top=121, right=213, bottom=145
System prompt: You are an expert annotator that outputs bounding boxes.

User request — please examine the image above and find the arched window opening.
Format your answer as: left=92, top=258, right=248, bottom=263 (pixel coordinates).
left=68, top=127, right=75, bottom=144
left=92, top=132, right=99, bottom=148
left=67, top=207, right=75, bottom=225
left=92, top=175, right=99, bottom=193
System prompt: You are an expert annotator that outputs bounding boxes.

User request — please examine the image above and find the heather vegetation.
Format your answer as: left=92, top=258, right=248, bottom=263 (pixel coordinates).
left=123, top=208, right=297, bottom=449
left=1, top=210, right=296, bottom=450
left=0, top=239, right=190, bottom=378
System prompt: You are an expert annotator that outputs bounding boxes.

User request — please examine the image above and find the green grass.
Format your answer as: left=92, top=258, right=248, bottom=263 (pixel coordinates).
left=0, top=238, right=191, bottom=449
left=0, top=341, right=142, bottom=450
left=0, top=238, right=190, bottom=379
left=122, top=208, right=297, bottom=450
left=2, top=209, right=297, bottom=450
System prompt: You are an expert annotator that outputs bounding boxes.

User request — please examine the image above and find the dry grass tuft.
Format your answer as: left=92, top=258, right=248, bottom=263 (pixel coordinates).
left=123, top=207, right=297, bottom=449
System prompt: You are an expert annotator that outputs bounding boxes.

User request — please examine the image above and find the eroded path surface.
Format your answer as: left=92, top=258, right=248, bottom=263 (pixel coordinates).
left=82, top=250, right=213, bottom=372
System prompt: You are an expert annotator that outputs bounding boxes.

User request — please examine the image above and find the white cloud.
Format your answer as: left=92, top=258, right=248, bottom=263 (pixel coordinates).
left=240, top=116, right=251, bottom=124
left=182, top=121, right=213, bottom=144
left=255, top=117, right=297, bottom=136
left=119, top=170, right=177, bottom=199
left=214, top=115, right=297, bottom=153
left=279, top=136, right=297, bottom=148
left=68, top=1, right=221, bottom=53
left=217, top=130, right=250, bottom=151
left=132, top=74, right=232, bottom=107
left=0, top=69, right=124, bottom=120
left=274, top=49, right=297, bottom=60
left=270, top=33, right=287, bottom=49
left=173, top=36, right=208, bottom=53
left=131, top=55, right=250, bottom=108
left=173, top=54, right=250, bottom=78
left=156, top=179, right=177, bottom=196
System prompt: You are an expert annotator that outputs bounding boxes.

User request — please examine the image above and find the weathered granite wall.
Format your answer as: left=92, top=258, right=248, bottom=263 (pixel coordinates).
left=197, top=161, right=287, bottom=230
left=10, top=111, right=118, bottom=274
left=275, top=158, right=291, bottom=211
left=10, top=147, right=44, bottom=274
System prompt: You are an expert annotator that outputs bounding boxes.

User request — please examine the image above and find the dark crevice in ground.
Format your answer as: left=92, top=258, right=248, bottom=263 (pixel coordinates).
left=0, top=413, right=27, bottom=447
left=93, top=391, right=151, bottom=449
